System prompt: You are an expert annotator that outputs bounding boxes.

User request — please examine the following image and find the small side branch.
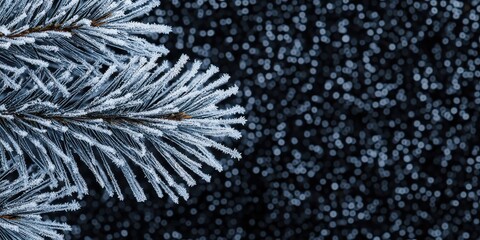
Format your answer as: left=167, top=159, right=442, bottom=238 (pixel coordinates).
left=8, top=111, right=193, bottom=125
left=164, top=112, right=192, bottom=121
left=0, top=14, right=111, bottom=38
left=0, top=215, right=20, bottom=220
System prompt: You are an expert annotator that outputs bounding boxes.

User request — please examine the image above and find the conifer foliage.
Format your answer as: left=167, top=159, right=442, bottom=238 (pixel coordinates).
left=0, top=0, right=243, bottom=238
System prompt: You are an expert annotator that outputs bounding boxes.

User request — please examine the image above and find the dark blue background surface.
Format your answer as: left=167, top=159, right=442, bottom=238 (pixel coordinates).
left=68, top=1, right=480, bottom=239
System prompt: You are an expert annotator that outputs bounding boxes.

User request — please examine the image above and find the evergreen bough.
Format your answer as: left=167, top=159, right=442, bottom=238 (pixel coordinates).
left=0, top=0, right=244, bottom=238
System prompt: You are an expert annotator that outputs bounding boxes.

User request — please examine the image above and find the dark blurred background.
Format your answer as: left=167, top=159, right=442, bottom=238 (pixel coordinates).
left=68, top=0, right=480, bottom=239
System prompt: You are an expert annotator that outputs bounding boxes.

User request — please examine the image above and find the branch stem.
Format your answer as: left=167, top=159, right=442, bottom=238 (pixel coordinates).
left=0, top=13, right=111, bottom=38
left=0, top=215, right=20, bottom=220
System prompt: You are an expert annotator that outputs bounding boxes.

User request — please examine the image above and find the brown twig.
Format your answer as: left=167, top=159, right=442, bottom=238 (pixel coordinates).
left=0, top=13, right=111, bottom=38
left=53, top=112, right=193, bottom=122
left=0, top=215, right=20, bottom=220
left=91, top=13, right=112, bottom=27
left=164, top=112, right=193, bottom=121
left=5, top=24, right=80, bottom=38
left=11, top=111, right=193, bottom=125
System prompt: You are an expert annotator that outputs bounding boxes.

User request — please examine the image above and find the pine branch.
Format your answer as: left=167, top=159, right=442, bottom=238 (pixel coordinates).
left=0, top=55, right=245, bottom=202
left=0, top=0, right=245, bottom=238
left=1, top=13, right=111, bottom=39
left=0, top=164, right=79, bottom=240
left=0, top=0, right=171, bottom=91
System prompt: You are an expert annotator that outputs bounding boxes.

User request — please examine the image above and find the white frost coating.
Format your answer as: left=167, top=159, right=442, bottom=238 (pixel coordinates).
left=29, top=71, right=52, bottom=95
left=6, top=13, right=27, bottom=29
left=15, top=55, right=49, bottom=68
left=108, top=22, right=172, bottom=34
